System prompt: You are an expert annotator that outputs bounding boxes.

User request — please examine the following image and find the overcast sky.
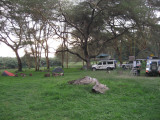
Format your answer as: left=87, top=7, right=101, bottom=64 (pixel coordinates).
left=0, top=40, right=61, bottom=58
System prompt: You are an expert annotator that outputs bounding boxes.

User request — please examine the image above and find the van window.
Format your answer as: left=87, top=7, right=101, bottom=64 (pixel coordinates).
left=103, top=61, right=106, bottom=65
left=98, top=62, right=102, bottom=65
left=152, top=62, right=157, bottom=65
left=108, top=61, right=113, bottom=64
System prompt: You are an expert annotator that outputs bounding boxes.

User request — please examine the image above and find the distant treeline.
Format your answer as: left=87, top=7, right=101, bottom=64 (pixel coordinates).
left=0, top=57, right=61, bottom=69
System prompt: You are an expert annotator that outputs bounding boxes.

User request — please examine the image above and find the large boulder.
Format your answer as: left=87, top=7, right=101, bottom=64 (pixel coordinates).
left=68, top=76, right=109, bottom=94
left=92, top=83, right=109, bottom=94
left=68, top=76, right=99, bottom=85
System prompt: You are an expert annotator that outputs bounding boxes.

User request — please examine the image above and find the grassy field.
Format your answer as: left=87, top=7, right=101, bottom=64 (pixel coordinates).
left=0, top=68, right=160, bottom=120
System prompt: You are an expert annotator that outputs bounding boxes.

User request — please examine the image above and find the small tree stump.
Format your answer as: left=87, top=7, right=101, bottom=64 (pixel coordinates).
left=15, top=74, right=18, bottom=77
left=52, top=72, right=64, bottom=77
left=44, top=73, right=50, bottom=77
left=20, top=73, right=26, bottom=77
left=52, top=73, right=59, bottom=77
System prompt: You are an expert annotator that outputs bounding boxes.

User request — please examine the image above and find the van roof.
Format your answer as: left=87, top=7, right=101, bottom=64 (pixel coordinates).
left=147, top=59, right=160, bottom=62
left=100, top=60, right=116, bottom=61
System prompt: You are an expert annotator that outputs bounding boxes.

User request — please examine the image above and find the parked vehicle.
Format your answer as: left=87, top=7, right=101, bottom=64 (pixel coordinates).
left=146, top=59, right=160, bottom=76
left=131, top=61, right=141, bottom=76
left=122, top=60, right=141, bottom=69
left=122, top=61, right=133, bottom=69
left=92, top=60, right=116, bottom=71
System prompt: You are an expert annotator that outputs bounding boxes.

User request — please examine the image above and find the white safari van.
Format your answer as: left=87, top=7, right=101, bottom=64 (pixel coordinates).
left=146, top=59, right=160, bottom=76
left=92, top=60, right=117, bottom=71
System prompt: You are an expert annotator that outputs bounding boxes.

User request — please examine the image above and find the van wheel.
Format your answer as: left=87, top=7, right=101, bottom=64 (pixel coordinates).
left=151, top=64, right=157, bottom=72
left=145, top=73, right=149, bottom=76
left=122, top=65, right=126, bottom=70
left=92, top=68, right=96, bottom=71
left=107, top=68, right=111, bottom=70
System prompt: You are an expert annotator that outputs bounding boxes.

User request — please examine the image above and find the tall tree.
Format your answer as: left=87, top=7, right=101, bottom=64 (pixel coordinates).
left=40, top=24, right=53, bottom=70
left=57, top=0, right=153, bottom=69
left=20, top=0, right=58, bottom=71
left=0, top=0, right=26, bottom=71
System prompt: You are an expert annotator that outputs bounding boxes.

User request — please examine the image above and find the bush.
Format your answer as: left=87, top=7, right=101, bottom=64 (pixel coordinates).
left=0, top=57, right=17, bottom=69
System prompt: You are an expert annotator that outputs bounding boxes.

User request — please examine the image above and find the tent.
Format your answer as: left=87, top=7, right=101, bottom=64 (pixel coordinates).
left=96, top=54, right=111, bottom=60
left=96, top=54, right=109, bottom=58
left=52, top=67, right=64, bottom=73
left=2, top=70, right=15, bottom=76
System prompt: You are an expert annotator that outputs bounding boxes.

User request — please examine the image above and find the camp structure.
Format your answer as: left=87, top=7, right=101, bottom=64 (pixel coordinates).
left=2, top=70, right=15, bottom=76
left=52, top=67, right=64, bottom=73
left=96, top=53, right=111, bottom=60
left=52, top=67, right=64, bottom=76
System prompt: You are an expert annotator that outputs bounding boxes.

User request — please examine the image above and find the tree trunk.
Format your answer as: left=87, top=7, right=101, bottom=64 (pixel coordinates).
left=86, top=58, right=91, bottom=69
left=119, top=41, right=123, bottom=65
left=45, top=43, right=50, bottom=70
left=158, top=42, right=160, bottom=58
left=15, top=50, right=22, bottom=72
left=61, top=43, right=64, bottom=68
left=113, top=39, right=123, bottom=65
left=35, top=59, right=38, bottom=71
left=84, top=49, right=91, bottom=69
left=46, top=56, right=50, bottom=70
left=35, top=54, right=38, bottom=71
left=66, top=50, right=68, bottom=68
left=118, top=53, right=123, bottom=65
left=115, top=47, right=123, bottom=65
left=84, top=41, right=91, bottom=69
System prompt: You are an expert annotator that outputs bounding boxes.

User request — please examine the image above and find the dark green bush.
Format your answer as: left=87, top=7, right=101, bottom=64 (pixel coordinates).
left=0, top=57, right=17, bottom=69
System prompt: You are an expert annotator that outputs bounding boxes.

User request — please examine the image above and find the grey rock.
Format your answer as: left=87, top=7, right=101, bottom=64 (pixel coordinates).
left=92, top=83, right=109, bottom=94
left=68, top=76, right=99, bottom=85
left=68, top=76, right=109, bottom=94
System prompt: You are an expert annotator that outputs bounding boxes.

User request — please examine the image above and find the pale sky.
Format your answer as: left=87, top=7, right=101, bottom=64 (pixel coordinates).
left=0, top=43, right=18, bottom=57
left=0, top=40, right=61, bottom=58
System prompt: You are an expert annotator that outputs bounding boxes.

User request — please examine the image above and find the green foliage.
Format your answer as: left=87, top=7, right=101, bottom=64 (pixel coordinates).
left=21, top=54, right=35, bottom=68
left=0, top=57, right=18, bottom=69
left=0, top=68, right=160, bottom=120
left=141, top=61, right=146, bottom=69
left=40, top=58, right=61, bottom=67
left=55, top=45, right=83, bottom=63
left=0, top=57, right=62, bottom=69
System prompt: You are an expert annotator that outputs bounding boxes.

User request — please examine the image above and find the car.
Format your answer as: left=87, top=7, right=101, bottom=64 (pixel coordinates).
left=122, top=61, right=133, bottom=69
left=92, top=60, right=116, bottom=71
left=146, top=59, right=160, bottom=76
left=122, top=60, right=141, bottom=69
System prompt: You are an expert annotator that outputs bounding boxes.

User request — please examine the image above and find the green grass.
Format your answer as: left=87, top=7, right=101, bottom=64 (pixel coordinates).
left=0, top=68, right=160, bottom=120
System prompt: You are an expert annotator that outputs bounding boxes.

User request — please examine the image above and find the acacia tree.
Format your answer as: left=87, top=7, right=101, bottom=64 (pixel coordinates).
left=23, top=20, right=44, bottom=71
left=20, top=0, right=58, bottom=71
left=147, top=0, right=160, bottom=58
left=56, top=0, right=153, bottom=69
left=0, top=0, right=26, bottom=71
left=40, top=24, right=54, bottom=70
